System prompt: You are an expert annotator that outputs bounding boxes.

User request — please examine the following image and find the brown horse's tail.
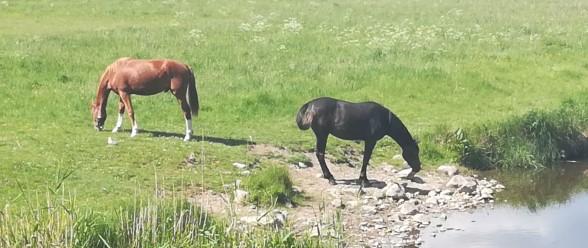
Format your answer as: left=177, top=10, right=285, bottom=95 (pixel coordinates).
left=296, top=103, right=314, bottom=130
left=186, top=66, right=200, bottom=117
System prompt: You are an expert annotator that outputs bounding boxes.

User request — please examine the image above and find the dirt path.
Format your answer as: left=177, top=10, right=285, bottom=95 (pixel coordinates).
left=190, top=144, right=503, bottom=248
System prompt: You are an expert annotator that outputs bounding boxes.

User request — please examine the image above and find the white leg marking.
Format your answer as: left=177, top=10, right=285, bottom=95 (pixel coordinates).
left=184, top=118, right=192, bottom=141
left=112, top=113, right=124, bottom=133
left=130, top=120, right=138, bottom=137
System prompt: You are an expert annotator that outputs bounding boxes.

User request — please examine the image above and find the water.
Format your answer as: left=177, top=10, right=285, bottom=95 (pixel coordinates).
left=422, top=162, right=588, bottom=248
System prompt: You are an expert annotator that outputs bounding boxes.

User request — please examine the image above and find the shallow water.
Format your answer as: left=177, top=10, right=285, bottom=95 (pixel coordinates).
left=422, top=162, right=588, bottom=248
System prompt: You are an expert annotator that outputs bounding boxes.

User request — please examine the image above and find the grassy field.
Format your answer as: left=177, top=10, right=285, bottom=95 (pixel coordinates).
left=1, top=0, right=588, bottom=238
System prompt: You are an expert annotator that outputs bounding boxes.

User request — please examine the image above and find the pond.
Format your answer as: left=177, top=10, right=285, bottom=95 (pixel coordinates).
left=422, top=162, right=588, bottom=248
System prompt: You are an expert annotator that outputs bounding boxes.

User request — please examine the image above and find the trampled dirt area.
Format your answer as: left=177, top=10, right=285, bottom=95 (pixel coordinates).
left=190, top=144, right=503, bottom=248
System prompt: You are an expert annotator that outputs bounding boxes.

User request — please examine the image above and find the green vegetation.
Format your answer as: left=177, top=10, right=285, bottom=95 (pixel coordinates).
left=447, top=98, right=588, bottom=169
left=244, top=165, right=296, bottom=206
left=0, top=188, right=322, bottom=248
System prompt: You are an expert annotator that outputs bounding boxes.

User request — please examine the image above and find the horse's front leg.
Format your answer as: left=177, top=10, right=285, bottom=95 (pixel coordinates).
left=314, top=131, right=336, bottom=185
left=359, top=140, right=376, bottom=187
left=120, top=92, right=138, bottom=137
left=112, top=98, right=125, bottom=133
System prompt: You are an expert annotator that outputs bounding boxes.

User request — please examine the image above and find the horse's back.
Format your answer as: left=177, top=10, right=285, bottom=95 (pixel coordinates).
left=306, top=97, right=391, bottom=140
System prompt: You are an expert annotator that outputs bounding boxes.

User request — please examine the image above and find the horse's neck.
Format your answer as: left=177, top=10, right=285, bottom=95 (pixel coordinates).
left=95, top=84, right=110, bottom=117
left=387, top=114, right=415, bottom=149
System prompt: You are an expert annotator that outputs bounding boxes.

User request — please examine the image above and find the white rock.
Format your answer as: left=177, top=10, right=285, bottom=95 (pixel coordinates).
left=495, top=184, right=506, bottom=190
left=425, top=197, right=439, bottom=205
left=297, top=162, right=308, bottom=169
left=331, top=198, right=344, bottom=208
left=346, top=200, right=359, bottom=208
left=384, top=183, right=405, bottom=199
left=480, top=187, right=494, bottom=199
left=107, top=137, right=117, bottom=145
left=241, top=170, right=251, bottom=176
left=233, top=162, right=248, bottom=170
left=234, top=189, right=249, bottom=204
left=399, top=201, right=419, bottom=215
left=362, top=205, right=377, bottom=215
left=440, top=189, right=454, bottom=196
left=437, top=164, right=459, bottom=176
left=396, top=168, right=415, bottom=179
left=447, top=175, right=478, bottom=194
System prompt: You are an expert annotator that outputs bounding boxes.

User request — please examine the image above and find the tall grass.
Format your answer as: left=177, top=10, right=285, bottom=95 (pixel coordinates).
left=0, top=190, right=326, bottom=248
left=244, top=165, right=297, bottom=206
left=445, top=97, right=588, bottom=169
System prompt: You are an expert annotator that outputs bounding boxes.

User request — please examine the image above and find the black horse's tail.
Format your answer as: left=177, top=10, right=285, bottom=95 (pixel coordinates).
left=296, top=103, right=314, bottom=130
left=186, top=66, right=200, bottom=117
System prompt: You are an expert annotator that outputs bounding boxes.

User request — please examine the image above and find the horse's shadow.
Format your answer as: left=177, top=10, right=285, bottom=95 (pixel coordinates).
left=139, top=129, right=253, bottom=146
left=335, top=179, right=387, bottom=189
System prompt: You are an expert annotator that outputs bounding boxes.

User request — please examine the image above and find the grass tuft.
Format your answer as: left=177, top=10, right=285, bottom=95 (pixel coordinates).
left=244, top=165, right=297, bottom=206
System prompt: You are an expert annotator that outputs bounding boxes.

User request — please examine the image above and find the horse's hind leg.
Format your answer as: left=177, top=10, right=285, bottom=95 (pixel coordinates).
left=359, top=140, right=376, bottom=187
left=172, top=87, right=193, bottom=142
left=120, top=92, right=138, bottom=137
left=112, top=98, right=125, bottom=133
left=314, top=131, right=336, bottom=185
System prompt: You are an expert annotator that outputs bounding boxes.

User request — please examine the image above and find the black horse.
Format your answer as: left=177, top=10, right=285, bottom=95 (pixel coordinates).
left=296, top=97, right=421, bottom=187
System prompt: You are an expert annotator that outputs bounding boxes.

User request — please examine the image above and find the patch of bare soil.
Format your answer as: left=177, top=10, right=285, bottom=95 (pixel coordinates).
left=189, top=144, right=504, bottom=248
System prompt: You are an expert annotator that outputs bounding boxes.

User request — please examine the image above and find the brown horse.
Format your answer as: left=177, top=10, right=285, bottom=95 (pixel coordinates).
left=91, top=57, right=199, bottom=141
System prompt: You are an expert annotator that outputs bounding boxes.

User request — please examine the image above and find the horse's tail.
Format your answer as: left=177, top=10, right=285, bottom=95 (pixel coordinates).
left=186, top=66, right=200, bottom=117
left=296, top=103, right=314, bottom=130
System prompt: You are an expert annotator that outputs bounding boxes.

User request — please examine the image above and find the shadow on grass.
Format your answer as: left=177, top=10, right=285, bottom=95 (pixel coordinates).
left=140, top=129, right=254, bottom=146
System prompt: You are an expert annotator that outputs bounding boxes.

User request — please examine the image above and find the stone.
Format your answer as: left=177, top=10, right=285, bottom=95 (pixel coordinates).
left=404, top=182, right=435, bottom=195
left=362, top=205, right=377, bottom=215
left=240, top=170, right=251, bottom=176
left=384, top=182, right=405, bottom=199
left=425, top=197, right=439, bottom=205
left=399, top=201, right=419, bottom=215
left=272, top=210, right=288, bottom=228
left=437, top=164, right=459, bottom=176
left=346, top=200, right=359, bottom=208
left=396, top=168, right=415, bottom=179
left=234, top=189, right=249, bottom=204
left=480, top=187, right=494, bottom=199
left=447, top=175, right=477, bottom=194
left=495, top=184, right=506, bottom=190
left=331, top=198, right=344, bottom=208
left=297, top=162, right=308, bottom=169
left=107, top=137, right=118, bottom=145
left=440, top=189, right=454, bottom=196
left=233, top=162, right=248, bottom=170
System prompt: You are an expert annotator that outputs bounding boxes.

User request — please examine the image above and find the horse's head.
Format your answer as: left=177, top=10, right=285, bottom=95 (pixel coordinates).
left=402, top=142, right=421, bottom=173
left=91, top=102, right=105, bottom=131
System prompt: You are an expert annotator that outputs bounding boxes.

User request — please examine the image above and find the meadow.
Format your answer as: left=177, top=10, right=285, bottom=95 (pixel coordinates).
left=1, top=0, right=588, bottom=246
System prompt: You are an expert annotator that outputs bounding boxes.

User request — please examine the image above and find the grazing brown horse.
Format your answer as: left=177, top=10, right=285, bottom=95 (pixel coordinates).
left=296, top=97, right=421, bottom=187
left=91, top=57, right=199, bottom=141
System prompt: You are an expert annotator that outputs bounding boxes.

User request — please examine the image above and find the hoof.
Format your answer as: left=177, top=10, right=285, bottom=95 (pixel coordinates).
left=183, top=136, right=191, bottom=142
left=111, top=128, right=119, bottom=133
left=326, top=176, right=337, bottom=185
left=358, top=178, right=371, bottom=188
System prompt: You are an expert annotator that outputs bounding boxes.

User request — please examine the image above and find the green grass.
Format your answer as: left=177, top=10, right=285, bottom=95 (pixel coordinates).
left=445, top=97, right=588, bottom=169
left=1, top=0, right=588, bottom=237
left=0, top=188, right=325, bottom=248
left=244, top=165, right=296, bottom=206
